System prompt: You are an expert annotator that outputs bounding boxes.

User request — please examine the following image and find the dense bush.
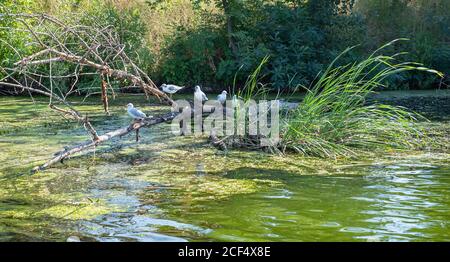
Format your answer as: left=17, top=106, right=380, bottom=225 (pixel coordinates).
left=220, top=4, right=326, bottom=90
left=160, top=26, right=225, bottom=86
left=160, top=1, right=367, bottom=90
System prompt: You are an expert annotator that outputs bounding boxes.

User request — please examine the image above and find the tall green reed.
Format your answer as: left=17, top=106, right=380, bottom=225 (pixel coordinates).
left=281, top=39, right=443, bottom=158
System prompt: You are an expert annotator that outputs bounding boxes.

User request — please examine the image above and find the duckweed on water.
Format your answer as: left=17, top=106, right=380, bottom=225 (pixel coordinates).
left=0, top=95, right=449, bottom=241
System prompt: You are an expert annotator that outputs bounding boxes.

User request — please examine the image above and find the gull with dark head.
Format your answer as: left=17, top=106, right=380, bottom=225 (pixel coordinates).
left=127, top=103, right=147, bottom=120
left=194, top=85, right=208, bottom=102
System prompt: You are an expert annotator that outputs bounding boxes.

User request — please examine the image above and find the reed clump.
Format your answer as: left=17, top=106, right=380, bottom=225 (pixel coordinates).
left=281, top=40, right=443, bottom=158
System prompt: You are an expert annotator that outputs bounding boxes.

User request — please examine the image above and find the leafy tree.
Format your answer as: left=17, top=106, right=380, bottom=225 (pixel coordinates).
left=0, top=0, right=36, bottom=78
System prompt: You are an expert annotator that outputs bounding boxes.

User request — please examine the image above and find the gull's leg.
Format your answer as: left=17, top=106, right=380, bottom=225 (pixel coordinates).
left=180, top=119, right=185, bottom=136
left=134, top=118, right=144, bottom=142
left=136, top=129, right=140, bottom=142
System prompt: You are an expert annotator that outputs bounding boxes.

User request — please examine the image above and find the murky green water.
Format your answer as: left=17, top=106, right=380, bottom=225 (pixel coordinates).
left=0, top=96, right=449, bottom=242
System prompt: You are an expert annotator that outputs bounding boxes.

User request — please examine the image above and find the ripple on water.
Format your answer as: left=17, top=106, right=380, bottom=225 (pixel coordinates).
left=80, top=214, right=212, bottom=242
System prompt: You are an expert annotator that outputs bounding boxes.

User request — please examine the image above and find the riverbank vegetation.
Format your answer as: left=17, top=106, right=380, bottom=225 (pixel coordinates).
left=1, top=0, right=449, bottom=93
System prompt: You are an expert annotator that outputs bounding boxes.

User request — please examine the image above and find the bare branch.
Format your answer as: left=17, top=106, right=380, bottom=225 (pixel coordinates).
left=4, top=13, right=173, bottom=105
left=49, top=104, right=99, bottom=141
left=100, top=73, right=110, bottom=115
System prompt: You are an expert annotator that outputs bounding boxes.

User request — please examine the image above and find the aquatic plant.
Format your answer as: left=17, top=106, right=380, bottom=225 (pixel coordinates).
left=281, top=40, right=443, bottom=158
left=233, top=55, right=270, bottom=102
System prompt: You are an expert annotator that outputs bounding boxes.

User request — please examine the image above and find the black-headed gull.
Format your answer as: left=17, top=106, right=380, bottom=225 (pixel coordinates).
left=127, top=103, right=147, bottom=120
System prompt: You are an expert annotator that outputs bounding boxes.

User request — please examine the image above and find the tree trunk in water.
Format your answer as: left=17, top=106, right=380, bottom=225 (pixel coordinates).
left=101, top=74, right=110, bottom=115
left=221, top=0, right=238, bottom=57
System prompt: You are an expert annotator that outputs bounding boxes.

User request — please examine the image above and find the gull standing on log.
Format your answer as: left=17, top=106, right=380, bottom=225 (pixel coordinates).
left=194, top=85, right=208, bottom=102
left=161, top=84, right=184, bottom=98
left=127, top=103, right=147, bottom=120
left=217, top=90, right=227, bottom=105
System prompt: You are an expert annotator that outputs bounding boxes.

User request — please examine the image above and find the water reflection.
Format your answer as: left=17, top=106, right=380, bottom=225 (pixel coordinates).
left=140, top=161, right=450, bottom=242
left=353, top=163, right=448, bottom=241
left=80, top=213, right=207, bottom=242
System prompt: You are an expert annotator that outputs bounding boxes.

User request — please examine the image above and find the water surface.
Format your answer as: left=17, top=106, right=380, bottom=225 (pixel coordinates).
left=0, top=96, right=449, bottom=242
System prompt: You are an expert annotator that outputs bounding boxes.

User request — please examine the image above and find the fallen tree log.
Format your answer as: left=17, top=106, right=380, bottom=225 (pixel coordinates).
left=0, top=82, right=217, bottom=173
left=31, top=104, right=226, bottom=173
left=32, top=111, right=180, bottom=173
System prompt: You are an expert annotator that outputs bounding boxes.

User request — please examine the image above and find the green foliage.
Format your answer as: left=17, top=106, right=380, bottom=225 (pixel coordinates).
left=0, top=0, right=36, bottom=78
left=1, top=0, right=448, bottom=93
left=355, top=0, right=450, bottom=89
left=163, top=0, right=447, bottom=90
left=230, top=3, right=327, bottom=89
left=159, top=26, right=225, bottom=86
left=163, top=0, right=367, bottom=90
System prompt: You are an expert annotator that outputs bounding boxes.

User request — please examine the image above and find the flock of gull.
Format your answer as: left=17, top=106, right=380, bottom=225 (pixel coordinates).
left=127, top=84, right=228, bottom=120
left=127, top=84, right=298, bottom=120
left=161, top=83, right=229, bottom=104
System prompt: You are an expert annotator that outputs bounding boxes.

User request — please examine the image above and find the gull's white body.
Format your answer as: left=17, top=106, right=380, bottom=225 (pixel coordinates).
left=217, top=90, right=227, bottom=104
left=161, top=84, right=184, bottom=94
left=194, top=85, right=208, bottom=102
left=127, top=103, right=147, bottom=120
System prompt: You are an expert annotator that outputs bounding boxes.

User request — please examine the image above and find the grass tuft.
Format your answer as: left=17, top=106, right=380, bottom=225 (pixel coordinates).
left=281, top=40, right=442, bottom=158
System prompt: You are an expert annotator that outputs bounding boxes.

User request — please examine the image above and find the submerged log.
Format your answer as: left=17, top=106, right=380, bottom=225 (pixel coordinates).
left=209, top=134, right=227, bottom=151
